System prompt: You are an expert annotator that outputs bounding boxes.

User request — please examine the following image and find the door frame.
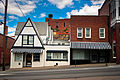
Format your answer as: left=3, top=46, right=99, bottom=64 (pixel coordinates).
left=26, top=53, right=32, bottom=67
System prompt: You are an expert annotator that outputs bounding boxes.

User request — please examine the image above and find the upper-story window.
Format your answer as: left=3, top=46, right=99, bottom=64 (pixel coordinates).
left=77, top=28, right=83, bottom=38
left=56, top=22, right=58, bottom=28
left=48, top=19, right=50, bottom=23
left=69, top=21, right=70, bottom=27
left=63, top=22, right=65, bottom=27
left=99, top=28, right=105, bottom=38
left=23, top=35, right=34, bottom=45
left=85, top=28, right=91, bottom=38
left=110, top=0, right=116, bottom=20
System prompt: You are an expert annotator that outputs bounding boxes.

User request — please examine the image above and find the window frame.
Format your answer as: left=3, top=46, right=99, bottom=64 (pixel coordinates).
left=77, top=27, right=83, bottom=38
left=85, top=28, right=91, bottom=38
left=63, top=22, right=65, bottom=27
left=46, top=52, right=68, bottom=61
left=14, top=53, right=22, bottom=62
left=22, top=35, right=34, bottom=45
left=99, top=28, right=105, bottom=39
left=56, top=22, right=58, bottom=28
left=33, top=53, right=40, bottom=62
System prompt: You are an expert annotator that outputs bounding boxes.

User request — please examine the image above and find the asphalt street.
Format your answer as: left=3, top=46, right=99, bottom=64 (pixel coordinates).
left=0, top=65, right=120, bottom=80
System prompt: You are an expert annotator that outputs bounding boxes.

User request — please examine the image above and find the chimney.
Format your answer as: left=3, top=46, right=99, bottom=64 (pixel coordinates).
left=5, top=26, right=8, bottom=36
left=49, top=14, right=53, bottom=18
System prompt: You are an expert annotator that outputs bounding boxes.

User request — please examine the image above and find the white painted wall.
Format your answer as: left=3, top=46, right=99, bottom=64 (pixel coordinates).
left=34, top=36, right=42, bottom=47
left=32, top=53, right=44, bottom=67
left=14, top=35, right=22, bottom=46
left=44, top=45, right=70, bottom=66
left=21, top=27, right=36, bottom=34
left=10, top=52, right=23, bottom=68
left=0, top=24, right=3, bottom=34
left=111, top=0, right=120, bottom=27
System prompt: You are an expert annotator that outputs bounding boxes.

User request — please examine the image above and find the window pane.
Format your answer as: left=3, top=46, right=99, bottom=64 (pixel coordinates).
left=47, top=53, right=51, bottom=59
left=29, top=36, right=33, bottom=45
left=100, top=28, right=105, bottom=38
left=56, top=22, right=58, bottom=28
left=77, top=28, right=82, bottom=38
left=69, top=21, right=70, bottom=27
left=63, top=53, right=67, bottom=60
left=53, top=53, right=61, bottom=59
left=33, top=53, right=40, bottom=61
left=63, top=22, right=65, bottom=27
left=86, top=28, right=90, bottom=37
left=23, top=36, right=27, bottom=44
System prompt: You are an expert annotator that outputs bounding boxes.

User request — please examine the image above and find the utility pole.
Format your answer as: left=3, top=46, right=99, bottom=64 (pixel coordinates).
left=2, top=0, right=8, bottom=71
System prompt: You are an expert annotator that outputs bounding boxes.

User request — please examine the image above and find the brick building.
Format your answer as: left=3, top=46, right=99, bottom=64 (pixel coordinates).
left=98, top=0, right=109, bottom=16
left=0, top=25, right=15, bottom=65
left=45, top=14, right=70, bottom=40
left=96, top=0, right=120, bottom=64
left=109, top=0, right=120, bottom=64
left=70, top=15, right=111, bottom=65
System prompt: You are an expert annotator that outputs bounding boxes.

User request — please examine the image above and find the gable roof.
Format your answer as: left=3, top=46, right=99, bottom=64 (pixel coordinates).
left=12, top=18, right=44, bottom=49
left=15, top=22, right=48, bottom=36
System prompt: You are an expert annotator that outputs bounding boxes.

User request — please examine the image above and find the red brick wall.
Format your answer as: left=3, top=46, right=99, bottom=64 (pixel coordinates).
left=45, top=18, right=70, bottom=35
left=70, top=16, right=109, bottom=42
left=98, top=0, right=109, bottom=16
left=116, top=23, right=120, bottom=64
left=0, top=34, right=15, bottom=64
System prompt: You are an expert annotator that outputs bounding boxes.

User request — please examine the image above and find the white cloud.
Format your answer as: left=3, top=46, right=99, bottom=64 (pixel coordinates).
left=0, top=0, right=38, bottom=17
left=0, top=24, right=4, bottom=34
left=59, top=17, right=63, bottom=19
left=39, top=13, right=46, bottom=18
left=48, top=0, right=74, bottom=9
left=8, top=26, right=16, bottom=32
left=33, top=16, right=36, bottom=18
left=0, top=15, right=3, bottom=20
left=66, top=4, right=101, bottom=18
left=9, top=16, right=18, bottom=19
left=7, top=26, right=16, bottom=36
left=7, top=32, right=15, bottom=36
left=91, top=0, right=105, bottom=6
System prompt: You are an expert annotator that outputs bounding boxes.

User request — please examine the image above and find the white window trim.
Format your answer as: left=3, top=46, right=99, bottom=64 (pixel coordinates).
left=85, top=28, right=91, bottom=38
left=99, top=28, right=105, bottom=38
left=77, top=27, right=83, bottom=38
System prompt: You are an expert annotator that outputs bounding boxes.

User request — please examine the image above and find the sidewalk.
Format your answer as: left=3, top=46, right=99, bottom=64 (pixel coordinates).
left=6, top=63, right=118, bottom=72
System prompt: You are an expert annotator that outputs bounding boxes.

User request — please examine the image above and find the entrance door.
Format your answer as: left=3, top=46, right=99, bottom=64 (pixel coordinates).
left=91, top=52, right=98, bottom=63
left=26, top=54, right=32, bottom=67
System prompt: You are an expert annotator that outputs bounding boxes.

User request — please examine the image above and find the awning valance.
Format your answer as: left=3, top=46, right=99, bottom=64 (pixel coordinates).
left=11, top=48, right=43, bottom=53
left=47, top=50, right=68, bottom=53
left=71, top=42, right=111, bottom=49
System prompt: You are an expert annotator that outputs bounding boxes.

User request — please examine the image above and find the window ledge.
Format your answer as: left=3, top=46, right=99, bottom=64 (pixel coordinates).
left=46, top=59, right=68, bottom=61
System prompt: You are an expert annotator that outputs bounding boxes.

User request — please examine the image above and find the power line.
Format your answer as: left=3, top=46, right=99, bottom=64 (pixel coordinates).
left=0, top=0, right=5, bottom=6
left=14, top=0, right=27, bottom=20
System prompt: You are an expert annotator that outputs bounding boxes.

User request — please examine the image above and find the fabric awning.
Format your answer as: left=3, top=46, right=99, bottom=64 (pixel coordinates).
left=71, top=42, right=111, bottom=49
left=11, top=48, right=43, bottom=53
left=47, top=50, right=68, bottom=53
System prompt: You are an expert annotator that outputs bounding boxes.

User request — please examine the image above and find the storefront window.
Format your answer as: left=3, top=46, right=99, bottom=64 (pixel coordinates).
left=33, top=53, right=40, bottom=61
left=15, top=54, right=22, bottom=62
left=47, top=52, right=68, bottom=60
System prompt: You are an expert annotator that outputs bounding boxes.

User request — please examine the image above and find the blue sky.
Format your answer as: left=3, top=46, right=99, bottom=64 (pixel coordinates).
left=0, top=0, right=105, bottom=36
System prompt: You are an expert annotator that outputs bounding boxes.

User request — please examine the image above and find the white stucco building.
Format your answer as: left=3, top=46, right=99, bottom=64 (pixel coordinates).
left=10, top=18, right=70, bottom=68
